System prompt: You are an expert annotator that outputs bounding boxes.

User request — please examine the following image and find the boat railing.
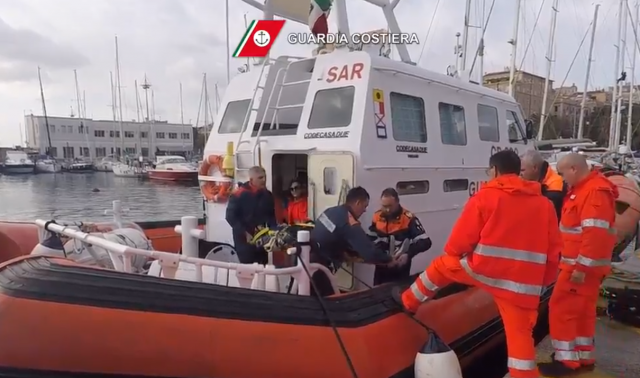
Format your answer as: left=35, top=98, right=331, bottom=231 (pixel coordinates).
left=34, top=203, right=339, bottom=296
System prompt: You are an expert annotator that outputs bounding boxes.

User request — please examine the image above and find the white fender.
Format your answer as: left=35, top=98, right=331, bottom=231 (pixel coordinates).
left=31, top=231, right=66, bottom=256
left=414, top=333, right=463, bottom=378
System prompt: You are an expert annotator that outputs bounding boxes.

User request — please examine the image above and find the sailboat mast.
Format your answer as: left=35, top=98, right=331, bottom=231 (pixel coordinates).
left=538, top=0, right=559, bottom=140
left=204, top=74, right=210, bottom=142
left=37, top=67, right=52, bottom=155
left=610, top=0, right=625, bottom=149
left=135, top=80, right=142, bottom=155
left=180, top=82, right=185, bottom=151
left=578, top=5, right=600, bottom=139
left=114, top=36, right=126, bottom=157
left=627, top=2, right=639, bottom=146
left=109, top=71, right=118, bottom=154
left=615, top=1, right=629, bottom=147
left=74, top=69, right=92, bottom=160
left=508, top=0, right=523, bottom=96
left=142, top=76, right=152, bottom=158
left=460, top=0, right=472, bottom=72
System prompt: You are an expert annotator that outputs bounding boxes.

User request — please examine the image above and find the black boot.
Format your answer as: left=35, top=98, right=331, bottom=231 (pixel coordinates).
left=537, top=360, right=581, bottom=377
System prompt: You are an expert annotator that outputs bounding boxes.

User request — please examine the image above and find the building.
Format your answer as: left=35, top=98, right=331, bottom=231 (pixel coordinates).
left=483, top=69, right=553, bottom=119
left=24, top=115, right=194, bottom=159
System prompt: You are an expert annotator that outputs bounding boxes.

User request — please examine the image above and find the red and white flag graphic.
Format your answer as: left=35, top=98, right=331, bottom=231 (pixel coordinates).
left=232, top=20, right=285, bottom=58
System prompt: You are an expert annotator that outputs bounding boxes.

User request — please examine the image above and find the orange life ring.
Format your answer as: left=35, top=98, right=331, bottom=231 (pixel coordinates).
left=199, top=155, right=232, bottom=202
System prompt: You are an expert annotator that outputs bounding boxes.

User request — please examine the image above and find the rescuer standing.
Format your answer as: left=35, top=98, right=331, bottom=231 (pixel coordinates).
left=396, top=150, right=562, bottom=378
left=537, top=153, right=618, bottom=377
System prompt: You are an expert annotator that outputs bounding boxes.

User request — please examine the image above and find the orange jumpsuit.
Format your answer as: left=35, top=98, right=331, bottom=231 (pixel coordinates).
left=550, top=170, right=617, bottom=369
left=401, top=174, right=562, bottom=378
left=286, top=197, right=309, bottom=224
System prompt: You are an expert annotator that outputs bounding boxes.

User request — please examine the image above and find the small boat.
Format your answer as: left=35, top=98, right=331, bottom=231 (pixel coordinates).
left=64, top=160, right=94, bottom=173
left=94, top=155, right=117, bottom=172
left=2, top=150, right=34, bottom=174
left=147, top=155, right=198, bottom=182
left=112, top=161, right=146, bottom=178
left=34, top=156, right=61, bottom=173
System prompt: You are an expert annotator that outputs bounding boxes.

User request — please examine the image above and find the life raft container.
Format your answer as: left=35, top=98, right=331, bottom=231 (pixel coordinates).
left=0, top=254, right=552, bottom=378
left=199, top=155, right=232, bottom=203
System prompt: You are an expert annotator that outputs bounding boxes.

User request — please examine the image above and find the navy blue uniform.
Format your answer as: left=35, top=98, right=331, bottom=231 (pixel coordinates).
left=225, top=182, right=277, bottom=264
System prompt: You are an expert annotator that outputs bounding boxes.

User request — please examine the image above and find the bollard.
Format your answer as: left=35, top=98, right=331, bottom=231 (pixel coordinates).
left=297, top=230, right=311, bottom=296
left=180, top=216, right=199, bottom=258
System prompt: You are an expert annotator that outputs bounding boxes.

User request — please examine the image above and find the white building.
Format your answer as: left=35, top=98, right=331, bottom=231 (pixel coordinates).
left=24, top=115, right=193, bottom=159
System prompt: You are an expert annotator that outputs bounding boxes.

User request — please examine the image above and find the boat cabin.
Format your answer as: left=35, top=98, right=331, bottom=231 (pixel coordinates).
left=198, top=0, right=535, bottom=291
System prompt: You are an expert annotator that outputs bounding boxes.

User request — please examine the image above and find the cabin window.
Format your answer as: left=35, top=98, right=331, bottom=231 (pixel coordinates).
left=439, top=103, right=467, bottom=146
left=396, top=180, right=429, bottom=195
left=443, top=179, right=469, bottom=192
left=218, top=99, right=251, bottom=134
left=390, top=92, right=427, bottom=143
left=477, top=104, right=500, bottom=142
left=507, top=110, right=526, bottom=144
left=308, top=86, right=355, bottom=129
left=323, top=167, right=337, bottom=195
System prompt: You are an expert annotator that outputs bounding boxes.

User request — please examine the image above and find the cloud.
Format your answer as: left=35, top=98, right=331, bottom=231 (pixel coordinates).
left=0, top=0, right=622, bottom=146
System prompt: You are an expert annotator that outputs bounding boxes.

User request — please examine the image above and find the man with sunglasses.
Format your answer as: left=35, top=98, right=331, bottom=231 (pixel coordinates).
left=286, top=179, right=309, bottom=224
left=368, top=188, right=432, bottom=285
left=225, top=166, right=278, bottom=264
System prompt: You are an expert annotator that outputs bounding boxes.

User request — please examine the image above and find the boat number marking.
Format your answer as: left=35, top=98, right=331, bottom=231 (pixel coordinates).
left=490, top=146, right=519, bottom=155
left=396, top=145, right=427, bottom=154
left=304, top=131, right=350, bottom=139
left=326, top=63, right=364, bottom=83
left=469, top=181, right=487, bottom=196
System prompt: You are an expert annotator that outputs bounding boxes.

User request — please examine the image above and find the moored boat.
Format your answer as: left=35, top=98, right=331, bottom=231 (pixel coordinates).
left=34, top=156, right=61, bottom=173
left=2, top=151, right=34, bottom=174
left=63, top=160, right=94, bottom=173
left=147, top=155, right=198, bottom=182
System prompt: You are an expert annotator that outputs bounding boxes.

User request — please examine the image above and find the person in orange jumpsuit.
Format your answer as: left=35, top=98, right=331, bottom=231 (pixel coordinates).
left=286, top=179, right=309, bottom=224
left=396, top=150, right=562, bottom=378
left=520, top=150, right=567, bottom=221
left=537, top=153, right=618, bottom=377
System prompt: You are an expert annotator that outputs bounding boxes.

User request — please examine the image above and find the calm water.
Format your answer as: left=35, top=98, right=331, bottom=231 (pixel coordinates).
left=0, top=172, right=203, bottom=222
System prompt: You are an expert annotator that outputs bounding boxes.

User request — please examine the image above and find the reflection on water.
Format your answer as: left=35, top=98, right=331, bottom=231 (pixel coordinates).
left=0, top=172, right=203, bottom=222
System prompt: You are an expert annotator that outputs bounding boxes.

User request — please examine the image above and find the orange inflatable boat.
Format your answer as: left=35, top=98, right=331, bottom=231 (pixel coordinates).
left=0, top=253, right=553, bottom=378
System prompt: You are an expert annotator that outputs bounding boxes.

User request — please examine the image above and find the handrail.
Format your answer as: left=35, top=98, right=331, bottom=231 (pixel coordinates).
left=34, top=217, right=339, bottom=296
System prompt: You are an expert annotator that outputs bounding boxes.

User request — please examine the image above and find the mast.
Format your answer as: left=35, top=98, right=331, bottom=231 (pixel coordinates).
left=615, top=1, right=629, bottom=148
left=538, top=0, right=559, bottom=140
left=225, top=0, right=231, bottom=83
left=203, top=74, right=210, bottom=142
left=18, top=123, right=23, bottom=147
left=37, top=67, right=52, bottom=155
left=109, top=71, right=118, bottom=155
left=114, top=36, right=125, bottom=158
left=74, top=69, right=92, bottom=160
left=508, top=0, right=523, bottom=96
left=151, top=89, right=156, bottom=156
left=244, top=13, right=251, bottom=72
left=578, top=4, right=600, bottom=139
left=610, top=0, right=625, bottom=149
left=180, top=82, right=185, bottom=152
left=454, top=32, right=461, bottom=74
left=628, top=2, right=639, bottom=146
left=460, top=0, right=472, bottom=72
left=135, top=80, right=142, bottom=155
left=141, top=76, right=153, bottom=158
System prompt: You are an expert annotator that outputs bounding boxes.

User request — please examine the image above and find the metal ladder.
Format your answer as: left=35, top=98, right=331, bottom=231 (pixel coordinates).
left=233, top=56, right=308, bottom=174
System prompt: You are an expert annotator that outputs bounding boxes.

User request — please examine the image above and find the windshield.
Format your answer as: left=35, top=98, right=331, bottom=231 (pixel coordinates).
left=218, top=100, right=251, bottom=134
left=160, top=158, right=186, bottom=164
left=308, top=86, right=355, bottom=129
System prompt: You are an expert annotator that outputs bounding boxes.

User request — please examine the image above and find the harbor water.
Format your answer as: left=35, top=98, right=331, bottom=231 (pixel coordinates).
left=0, top=172, right=203, bottom=222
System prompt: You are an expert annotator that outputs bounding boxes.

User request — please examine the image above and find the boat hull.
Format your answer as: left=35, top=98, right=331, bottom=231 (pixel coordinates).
left=35, top=162, right=61, bottom=173
left=147, top=170, right=197, bottom=182
left=2, top=164, right=34, bottom=174
left=64, top=164, right=94, bottom=173
left=0, top=255, right=551, bottom=378
left=112, top=164, right=146, bottom=178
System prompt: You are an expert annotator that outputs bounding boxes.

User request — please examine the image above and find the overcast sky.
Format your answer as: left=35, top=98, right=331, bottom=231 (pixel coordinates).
left=0, top=0, right=625, bottom=146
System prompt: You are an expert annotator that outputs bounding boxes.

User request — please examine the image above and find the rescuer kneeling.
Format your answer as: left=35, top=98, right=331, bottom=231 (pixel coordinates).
left=537, top=153, right=618, bottom=377
left=396, top=150, right=562, bottom=378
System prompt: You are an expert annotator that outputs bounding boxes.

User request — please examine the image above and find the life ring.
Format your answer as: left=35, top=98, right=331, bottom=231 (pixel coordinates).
left=199, top=155, right=232, bottom=203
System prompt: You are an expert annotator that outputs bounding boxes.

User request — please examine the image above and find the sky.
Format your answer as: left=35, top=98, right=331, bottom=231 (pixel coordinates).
left=0, top=0, right=627, bottom=146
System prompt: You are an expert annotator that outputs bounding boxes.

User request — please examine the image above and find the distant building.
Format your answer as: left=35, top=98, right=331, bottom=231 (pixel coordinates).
left=24, top=115, right=193, bottom=159
left=483, top=69, right=553, bottom=119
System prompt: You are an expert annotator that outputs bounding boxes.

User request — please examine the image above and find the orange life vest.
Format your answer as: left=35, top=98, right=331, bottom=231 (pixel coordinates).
left=286, top=197, right=308, bottom=224
left=559, top=171, right=618, bottom=276
left=412, top=175, right=562, bottom=309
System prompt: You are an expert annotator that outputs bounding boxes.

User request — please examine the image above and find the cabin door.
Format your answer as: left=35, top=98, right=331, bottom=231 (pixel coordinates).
left=307, top=153, right=354, bottom=218
left=307, top=153, right=356, bottom=291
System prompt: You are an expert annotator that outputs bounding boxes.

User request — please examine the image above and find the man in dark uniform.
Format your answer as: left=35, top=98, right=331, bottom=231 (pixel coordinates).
left=521, top=150, right=567, bottom=221
left=309, top=186, right=393, bottom=296
left=368, top=188, right=432, bottom=285
left=225, top=166, right=277, bottom=264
